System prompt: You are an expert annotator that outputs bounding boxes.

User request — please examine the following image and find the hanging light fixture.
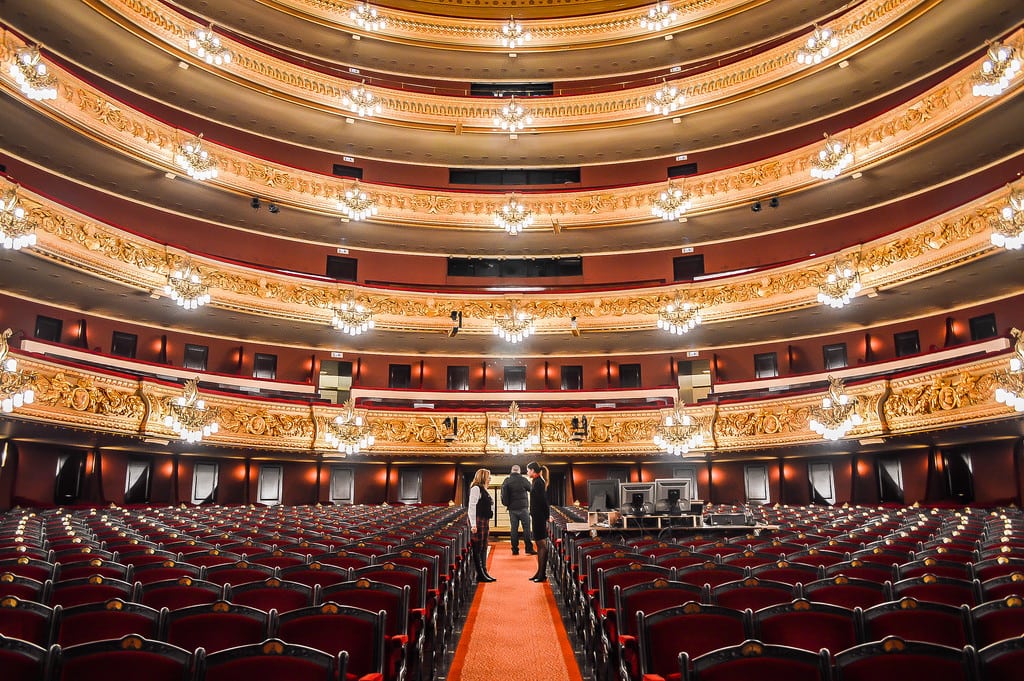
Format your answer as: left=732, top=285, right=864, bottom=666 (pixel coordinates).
left=349, top=2, right=386, bottom=32
left=342, top=81, right=383, bottom=117
left=995, top=328, right=1024, bottom=412
left=493, top=194, right=535, bottom=235
left=646, top=81, right=684, bottom=116
left=651, top=181, right=692, bottom=221
left=816, top=259, right=862, bottom=309
left=493, top=96, right=532, bottom=137
left=810, top=133, right=854, bottom=180
left=657, top=296, right=702, bottom=334
left=640, top=2, right=678, bottom=31
left=501, top=16, right=531, bottom=49
left=8, top=45, right=57, bottom=101
left=187, top=24, right=232, bottom=66
left=809, top=376, right=863, bottom=441
left=653, top=403, right=703, bottom=455
left=493, top=303, right=536, bottom=344
left=325, top=398, right=376, bottom=455
left=164, top=262, right=211, bottom=310
left=973, top=42, right=1021, bottom=97
left=0, top=186, right=38, bottom=250
left=162, top=377, right=219, bottom=443
left=488, top=401, right=539, bottom=455
left=990, top=186, right=1024, bottom=250
left=0, top=328, right=35, bottom=414
left=331, top=296, right=375, bottom=335
left=796, top=25, right=840, bottom=65
left=174, top=133, right=219, bottom=181
left=337, top=182, right=378, bottom=221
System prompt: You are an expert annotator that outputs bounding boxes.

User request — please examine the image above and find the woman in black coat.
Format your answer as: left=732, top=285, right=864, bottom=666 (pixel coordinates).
left=526, top=461, right=550, bottom=582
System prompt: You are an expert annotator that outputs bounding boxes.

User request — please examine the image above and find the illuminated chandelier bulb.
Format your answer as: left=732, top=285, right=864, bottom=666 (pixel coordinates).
left=973, top=43, right=1021, bottom=97
left=343, top=81, right=383, bottom=118
left=796, top=25, right=840, bottom=65
left=640, top=2, right=678, bottom=31
left=501, top=17, right=531, bottom=49
left=9, top=46, right=58, bottom=101
left=350, top=3, right=386, bottom=31
left=188, top=25, right=232, bottom=66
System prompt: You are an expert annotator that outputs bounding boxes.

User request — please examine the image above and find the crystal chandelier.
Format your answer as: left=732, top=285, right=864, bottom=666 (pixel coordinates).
left=640, top=2, right=678, bottom=31
left=493, top=304, right=536, bottom=343
left=990, top=186, right=1024, bottom=250
left=646, top=81, right=684, bottom=116
left=164, top=263, right=211, bottom=310
left=493, top=96, right=533, bottom=137
left=973, top=42, right=1021, bottom=97
left=8, top=45, right=57, bottom=101
left=163, top=377, right=219, bottom=443
left=349, top=2, right=385, bottom=32
left=0, top=187, right=38, bottom=250
left=0, top=328, right=35, bottom=414
left=488, top=402, right=539, bottom=455
left=810, top=133, right=854, bottom=180
left=174, top=134, right=218, bottom=181
left=816, top=259, right=862, bottom=309
left=654, top=404, right=703, bottom=456
left=809, top=376, right=863, bottom=441
left=994, top=328, right=1024, bottom=412
left=331, top=296, right=375, bottom=335
left=651, top=182, right=692, bottom=221
left=325, top=398, right=376, bottom=455
left=337, top=183, right=378, bottom=221
left=493, top=195, right=535, bottom=235
left=188, top=25, right=232, bottom=66
left=657, top=296, right=702, bottom=334
left=342, top=81, right=382, bottom=117
left=501, top=16, right=531, bottom=49
left=796, top=25, right=840, bottom=65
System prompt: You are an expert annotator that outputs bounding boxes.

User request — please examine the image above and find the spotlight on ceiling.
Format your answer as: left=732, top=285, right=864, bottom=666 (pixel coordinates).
left=751, top=201, right=762, bottom=213
left=769, top=196, right=780, bottom=208
left=268, top=203, right=280, bottom=214
left=250, top=197, right=261, bottom=210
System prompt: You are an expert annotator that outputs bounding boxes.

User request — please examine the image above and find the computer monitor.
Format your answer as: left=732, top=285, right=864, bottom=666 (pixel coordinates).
left=587, top=479, right=620, bottom=512
left=655, top=478, right=692, bottom=515
left=618, top=482, right=655, bottom=516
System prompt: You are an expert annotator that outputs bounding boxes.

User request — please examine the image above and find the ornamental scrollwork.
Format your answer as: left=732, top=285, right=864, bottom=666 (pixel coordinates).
left=32, top=372, right=144, bottom=418
left=217, top=406, right=313, bottom=438
left=714, top=405, right=813, bottom=439
left=368, top=416, right=486, bottom=445
left=883, top=372, right=997, bottom=420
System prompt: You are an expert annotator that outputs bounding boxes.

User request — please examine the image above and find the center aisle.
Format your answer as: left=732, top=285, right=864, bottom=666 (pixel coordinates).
left=447, top=541, right=585, bottom=681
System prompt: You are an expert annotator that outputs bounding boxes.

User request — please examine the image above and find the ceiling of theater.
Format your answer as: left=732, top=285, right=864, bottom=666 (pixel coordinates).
left=0, top=0, right=1023, bottom=358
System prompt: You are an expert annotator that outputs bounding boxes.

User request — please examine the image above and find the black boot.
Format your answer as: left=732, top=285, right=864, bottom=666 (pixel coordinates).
left=473, top=541, right=496, bottom=582
left=524, top=537, right=537, bottom=555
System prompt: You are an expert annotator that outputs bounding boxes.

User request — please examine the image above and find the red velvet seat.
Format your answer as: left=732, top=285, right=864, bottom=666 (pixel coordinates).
left=54, top=635, right=195, bottom=681
left=832, top=636, right=976, bottom=681
left=970, top=595, right=1024, bottom=647
left=675, top=562, right=748, bottom=589
left=280, top=562, right=352, bottom=589
left=204, top=638, right=344, bottom=681
left=139, top=577, right=224, bottom=611
left=0, top=595, right=55, bottom=647
left=683, top=639, right=832, bottom=681
left=890, top=574, right=982, bottom=607
left=754, top=599, right=860, bottom=655
left=48, top=575, right=137, bottom=608
left=227, top=577, right=315, bottom=613
left=978, top=635, right=1024, bottom=681
left=164, top=600, right=272, bottom=654
left=55, top=598, right=165, bottom=647
left=861, top=597, right=972, bottom=648
left=0, top=572, right=46, bottom=601
left=0, top=632, right=56, bottom=681
left=712, top=577, right=796, bottom=611
left=278, top=603, right=394, bottom=681
left=0, top=556, right=56, bottom=582
left=801, top=575, right=892, bottom=610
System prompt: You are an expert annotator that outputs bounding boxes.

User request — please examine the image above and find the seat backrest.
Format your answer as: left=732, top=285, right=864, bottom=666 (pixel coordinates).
left=712, top=577, right=796, bottom=611
left=832, top=635, right=975, bottom=681
left=53, top=559, right=130, bottom=583
left=204, top=561, right=276, bottom=586
left=49, top=575, right=136, bottom=608
left=597, top=563, right=673, bottom=610
left=861, top=597, right=971, bottom=648
left=0, top=572, right=46, bottom=601
left=203, top=638, right=342, bottom=681
left=0, top=557, right=56, bottom=582
left=801, top=576, right=892, bottom=610
left=307, top=551, right=372, bottom=571
left=352, top=562, right=429, bottom=610
left=638, top=602, right=751, bottom=676
left=890, top=574, right=981, bottom=607
left=0, top=632, right=55, bottom=681
left=55, top=634, right=194, bottom=681
left=227, top=578, right=314, bottom=614
left=56, top=598, right=165, bottom=647
left=320, top=578, right=409, bottom=637
left=970, top=595, right=1024, bottom=648
left=749, top=560, right=823, bottom=586
left=131, top=560, right=202, bottom=585
left=139, top=577, right=223, bottom=611
left=754, top=598, right=860, bottom=655
left=0, top=596, right=55, bottom=649
left=978, top=635, right=1024, bottom=681
left=164, top=600, right=271, bottom=653
left=616, top=579, right=708, bottom=637
left=675, top=562, right=748, bottom=588
left=689, top=639, right=831, bottom=681
left=277, top=603, right=385, bottom=677
left=279, top=562, right=351, bottom=589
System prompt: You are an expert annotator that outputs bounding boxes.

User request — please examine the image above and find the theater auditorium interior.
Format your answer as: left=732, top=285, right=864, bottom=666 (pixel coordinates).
left=1, top=0, right=1024, bottom=679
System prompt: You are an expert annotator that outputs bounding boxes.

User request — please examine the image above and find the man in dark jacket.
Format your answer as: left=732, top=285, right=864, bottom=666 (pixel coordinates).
left=500, top=464, right=535, bottom=555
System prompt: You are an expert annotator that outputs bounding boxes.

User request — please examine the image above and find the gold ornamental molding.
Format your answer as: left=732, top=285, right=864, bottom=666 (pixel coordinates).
left=0, top=25, right=1019, bottom=230
left=1, top=346, right=1021, bottom=457
left=1, top=176, right=1012, bottom=335
left=90, top=0, right=925, bottom=131
left=251, top=0, right=751, bottom=48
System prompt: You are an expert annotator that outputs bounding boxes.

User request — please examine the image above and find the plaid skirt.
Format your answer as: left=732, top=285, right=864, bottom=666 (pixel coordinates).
left=473, top=516, right=490, bottom=544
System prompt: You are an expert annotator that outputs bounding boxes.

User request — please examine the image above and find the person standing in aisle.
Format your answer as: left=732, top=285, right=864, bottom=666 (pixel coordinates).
left=526, top=461, right=551, bottom=582
left=500, top=464, right=536, bottom=556
left=467, top=468, right=497, bottom=582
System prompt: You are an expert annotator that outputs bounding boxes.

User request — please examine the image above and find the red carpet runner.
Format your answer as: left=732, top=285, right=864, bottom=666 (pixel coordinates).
left=447, top=541, right=584, bottom=681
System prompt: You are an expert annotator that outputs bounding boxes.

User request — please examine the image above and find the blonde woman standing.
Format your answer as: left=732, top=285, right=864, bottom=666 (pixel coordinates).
left=467, top=468, right=497, bottom=582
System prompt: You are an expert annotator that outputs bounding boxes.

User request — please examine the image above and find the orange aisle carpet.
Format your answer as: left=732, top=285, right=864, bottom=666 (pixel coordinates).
left=447, top=541, right=584, bottom=681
